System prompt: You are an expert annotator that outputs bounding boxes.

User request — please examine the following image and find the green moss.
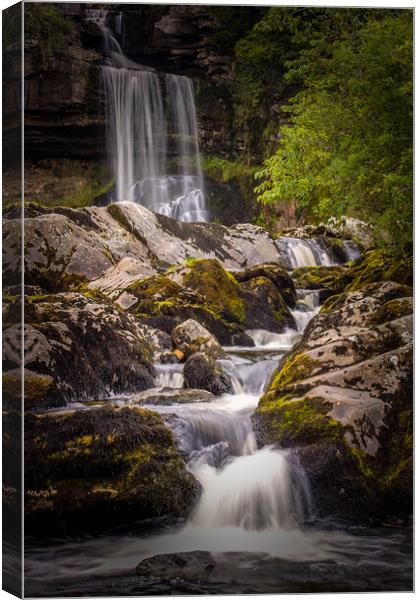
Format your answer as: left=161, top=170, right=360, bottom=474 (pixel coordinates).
left=52, top=177, right=114, bottom=209
left=373, top=297, right=413, bottom=324
left=202, top=155, right=255, bottom=184
left=257, top=395, right=344, bottom=447
left=351, top=447, right=374, bottom=478
left=182, top=259, right=246, bottom=323
left=344, top=249, right=413, bottom=292
left=267, top=352, right=320, bottom=393
left=3, top=370, right=54, bottom=411
left=292, top=265, right=347, bottom=290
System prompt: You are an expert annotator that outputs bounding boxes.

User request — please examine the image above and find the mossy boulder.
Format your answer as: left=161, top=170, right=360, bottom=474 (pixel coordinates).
left=181, top=259, right=246, bottom=323
left=253, top=279, right=413, bottom=522
left=234, top=262, right=297, bottom=307
left=343, top=249, right=413, bottom=292
left=183, top=352, right=233, bottom=396
left=167, top=258, right=296, bottom=335
left=4, top=292, right=156, bottom=407
left=291, top=265, right=348, bottom=292
left=25, top=406, right=201, bottom=534
left=3, top=368, right=56, bottom=411
left=122, top=272, right=250, bottom=346
left=239, top=276, right=296, bottom=332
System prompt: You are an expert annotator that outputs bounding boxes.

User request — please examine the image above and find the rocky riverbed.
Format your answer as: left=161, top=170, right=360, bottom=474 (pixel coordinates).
left=2, top=202, right=413, bottom=594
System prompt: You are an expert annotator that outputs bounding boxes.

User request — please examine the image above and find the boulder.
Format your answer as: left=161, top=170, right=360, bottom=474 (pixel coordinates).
left=291, top=265, right=348, bottom=291
left=24, top=406, right=201, bottom=534
left=172, top=319, right=226, bottom=359
left=119, top=271, right=252, bottom=347
left=176, top=258, right=247, bottom=324
left=133, top=387, right=215, bottom=406
left=183, top=352, right=233, bottom=396
left=234, top=262, right=297, bottom=307
left=253, top=279, right=413, bottom=522
left=240, top=277, right=296, bottom=332
left=6, top=203, right=285, bottom=295
left=4, top=292, right=155, bottom=408
left=88, top=256, right=156, bottom=300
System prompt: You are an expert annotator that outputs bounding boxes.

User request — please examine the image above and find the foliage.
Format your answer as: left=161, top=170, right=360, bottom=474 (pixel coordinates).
left=24, top=4, right=74, bottom=65
left=202, top=155, right=255, bottom=184
left=255, top=11, right=413, bottom=255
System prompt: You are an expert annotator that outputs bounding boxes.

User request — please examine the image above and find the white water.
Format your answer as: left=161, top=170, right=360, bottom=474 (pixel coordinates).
left=276, top=235, right=360, bottom=269
left=88, top=9, right=208, bottom=221
left=25, top=251, right=410, bottom=587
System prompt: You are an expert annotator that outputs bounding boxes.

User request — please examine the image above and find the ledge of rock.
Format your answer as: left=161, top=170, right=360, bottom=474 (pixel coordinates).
left=253, top=279, right=413, bottom=522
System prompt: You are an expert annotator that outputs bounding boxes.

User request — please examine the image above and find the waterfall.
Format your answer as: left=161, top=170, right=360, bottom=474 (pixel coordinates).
left=275, top=236, right=334, bottom=269
left=276, top=236, right=361, bottom=269
left=88, top=9, right=208, bottom=222
left=191, top=448, right=312, bottom=530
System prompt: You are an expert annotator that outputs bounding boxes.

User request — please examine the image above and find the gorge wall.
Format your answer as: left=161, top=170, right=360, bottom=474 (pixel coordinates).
left=8, top=4, right=294, bottom=224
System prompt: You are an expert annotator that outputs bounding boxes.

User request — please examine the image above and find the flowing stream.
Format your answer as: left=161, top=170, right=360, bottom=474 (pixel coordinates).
left=25, top=237, right=411, bottom=595
left=87, top=9, right=208, bottom=221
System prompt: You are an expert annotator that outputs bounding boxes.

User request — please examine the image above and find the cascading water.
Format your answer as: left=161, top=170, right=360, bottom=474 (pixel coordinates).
left=25, top=247, right=412, bottom=594
left=275, top=235, right=361, bottom=269
left=88, top=9, right=208, bottom=222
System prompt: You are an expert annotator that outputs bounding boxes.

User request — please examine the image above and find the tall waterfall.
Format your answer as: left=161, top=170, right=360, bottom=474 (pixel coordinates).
left=88, top=9, right=208, bottom=222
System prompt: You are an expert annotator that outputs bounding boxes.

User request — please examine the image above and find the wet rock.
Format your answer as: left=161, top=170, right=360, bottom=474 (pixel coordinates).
left=25, top=405, right=201, bottom=534
left=240, top=276, right=296, bottom=332
left=291, top=265, right=348, bottom=292
left=183, top=352, right=233, bottom=396
left=254, top=275, right=413, bottom=522
left=172, top=319, right=226, bottom=359
left=136, top=551, right=217, bottom=579
left=234, top=262, right=297, bottom=307
left=5, top=293, right=155, bottom=407
left=3, top=368, right=56, bottom=411
left=133, top=387, right=215, bottom=406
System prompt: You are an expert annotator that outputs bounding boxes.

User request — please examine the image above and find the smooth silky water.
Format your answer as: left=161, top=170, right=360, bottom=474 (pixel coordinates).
left=25, top=281, right=412, bottom=594
left=87, top=9, right=208, bottom=222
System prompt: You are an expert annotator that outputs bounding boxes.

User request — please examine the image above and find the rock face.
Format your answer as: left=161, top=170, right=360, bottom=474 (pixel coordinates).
left=24, top=406, right=201, bottom=533
left=253, top=278, right=413, bottom=521
left=3, top=292, right=155, bottom=408
left=4, top=203, right=282, bottom=291
left=172, top=319, right=225, bottom=359
left=184, top=352, right=233, bottom=396
left=24, top=5, right=104, bottom=160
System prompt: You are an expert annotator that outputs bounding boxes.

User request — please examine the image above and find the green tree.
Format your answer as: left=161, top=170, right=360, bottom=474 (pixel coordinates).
left=255, top=11, right=413, bottom=254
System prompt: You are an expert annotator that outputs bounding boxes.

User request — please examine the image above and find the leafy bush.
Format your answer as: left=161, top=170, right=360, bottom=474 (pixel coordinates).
left=255, top=11, right=413, bottom=255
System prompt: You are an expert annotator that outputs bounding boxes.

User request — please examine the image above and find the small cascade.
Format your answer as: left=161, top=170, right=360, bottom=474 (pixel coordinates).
left=276, top=235, right=361, bottom=269
left=222, top=355, right=280, bottom=396
left=276, top=236, right=334, bottom=269
left=155, top=363, right=183, bottom=388
left=297, top=289, right=321, bottom=310
left=191, top=448, right=312, bottom=530
left=88, top=9, right=208, bottom=222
